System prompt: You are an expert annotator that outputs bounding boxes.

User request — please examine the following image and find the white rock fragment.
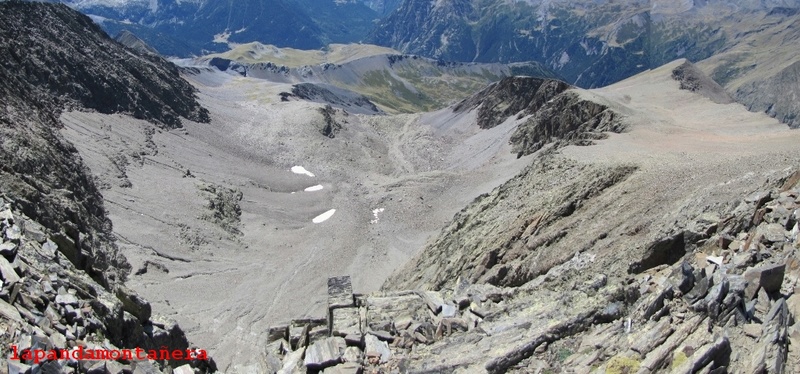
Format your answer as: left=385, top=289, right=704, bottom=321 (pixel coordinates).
left=291, top=166, right=315, bottom=177
left=707, top=256, right=724, bottom=266
left=313, top=209, right=336, bottom=224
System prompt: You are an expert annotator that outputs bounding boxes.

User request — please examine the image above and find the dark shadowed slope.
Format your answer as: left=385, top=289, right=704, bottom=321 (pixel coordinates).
left=0, top=2, right=209, bottom=129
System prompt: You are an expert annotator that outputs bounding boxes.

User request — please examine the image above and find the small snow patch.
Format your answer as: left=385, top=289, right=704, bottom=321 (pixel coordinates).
left=304, top=185, right=324, bottom=192
left=291, top=166, right=315, bottom=177
left=313, top=209, right=336, bottom=224
left=370, top=208, right=385, bottom=224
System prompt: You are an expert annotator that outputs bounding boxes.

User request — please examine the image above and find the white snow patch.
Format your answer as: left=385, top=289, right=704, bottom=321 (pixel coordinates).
left=370, top=207, right=385, bottom=224
left=291, top=166, right=315, bottom=177
left=304, top=185, right=324, bottom=192
left=313, top=209, right=336, bottom=224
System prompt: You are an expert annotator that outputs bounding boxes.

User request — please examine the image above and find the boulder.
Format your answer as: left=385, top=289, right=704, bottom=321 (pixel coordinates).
left=745, top=263, right=786, bottom=299
left=328, top=276, right=354, bottom=309
left=115, top=286, right=152, bottom=323
left=331, top=307, right=361, bottom=337
left=0, top=255, right=20, bottom=284
left=364, top=334, right=391, bottom=364
left=304, top=337, right=346, bottom=370
left=172, top=364, right=194, bottom=374
left=321, top=362, right=362, bottom=374
left=279, top=347, right=305, bottom=374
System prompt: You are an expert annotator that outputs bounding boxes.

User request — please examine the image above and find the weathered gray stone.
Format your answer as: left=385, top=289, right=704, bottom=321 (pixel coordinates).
left=364, top=333, right=390, bottom=364
left=321, top=362, right=362, bottom=374
left=748, top=298, right=790, bottom=374
left=304, top=337, right=346, bottom=369
left=328, top=276, right=354, bottom=309
left=342, top=346, right=362, bottom=363
left=420, top=291, right=446, bottom=314
left=6, top=359, right=31, bottom=374
left=289, top=321, right=310, bottom=349
left=115, top=286, right=151, bottom=323
left=641, top=285, right=673, bottom=320
left=343, top=333, right=362, bottom=346
left=0, top=255, right=20, bottom=284
left=743, top=323, right=762, bottom=338
left=639, top=316, right=704, bottom=372
left=42, top=240, right=58, bottom=255
left=5, top=225, right=21, bottom=241
left=331, top=307, right=361, bottom=337
left=703, top=278, right=729, bottom=318
left=267, top=324, right=289, bottom=343
left=670, top=336, right=730, bottom=374
left=760, top=223, right=788, bottom=243
left=308, top=325, right=330, bottom=345
left=50, top=332, right=67, bottom=349
left=0, top=241, right=16, bottom=256
left=279, top=347, right=305, bottom=374
left=745, top=263, right=786, bottom=299
left=631, top=319, right=674, bottom=356
left=671, top=262, right=695, bottom=294
left=367, top=329, right=393, bottom=342
left=105, top=360, right=126, bottom=374
left=26, top=227, right=47, bottom=243
left=441, top=303, right=458, bottom=318
left=86, top=361, right=106, bottom=374
left=366, top=294, right=429, bottom=331
left=55, top=293, right=79, bottom=306
left=0, top=298, right=22, bottom=322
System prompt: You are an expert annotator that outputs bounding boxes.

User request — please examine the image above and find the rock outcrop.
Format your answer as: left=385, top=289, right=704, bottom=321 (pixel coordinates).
left=734, top=60, right=800, bottom=129
left=114, top=30, right=159, bottom=56
left=452, top=76, right=571, bottom=130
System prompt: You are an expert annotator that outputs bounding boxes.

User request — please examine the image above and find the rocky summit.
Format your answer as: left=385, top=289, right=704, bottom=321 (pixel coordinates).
left=2, top=1, right=800, bottom=374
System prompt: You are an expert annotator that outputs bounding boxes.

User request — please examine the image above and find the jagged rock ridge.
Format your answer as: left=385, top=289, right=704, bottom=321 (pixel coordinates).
left=452, top=76, right=572, bottom=130
left=0, top=2, right=209, bottom=129
left=115, top=30, right=159, bottom=56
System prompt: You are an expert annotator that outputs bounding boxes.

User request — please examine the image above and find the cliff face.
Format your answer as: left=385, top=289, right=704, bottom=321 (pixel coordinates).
left=734, top=60, right=800, bottom=128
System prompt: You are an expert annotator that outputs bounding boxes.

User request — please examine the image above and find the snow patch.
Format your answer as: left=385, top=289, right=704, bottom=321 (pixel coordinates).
left=313, top=209, right=336, bottom=223
left=304, top=185, right=324, bottom=192
left=370, top=208, right=385, bottom=224
left=291, top=166, right=315, bottom=177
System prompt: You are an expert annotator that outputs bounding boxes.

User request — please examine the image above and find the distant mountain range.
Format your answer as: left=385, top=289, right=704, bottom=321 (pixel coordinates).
left=47, top=0, right=396, bottom=56
left=46, top=0, right=800, bottom=127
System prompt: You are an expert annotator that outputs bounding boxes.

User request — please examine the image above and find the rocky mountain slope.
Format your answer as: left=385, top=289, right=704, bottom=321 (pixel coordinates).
left=1, top=2, right=213, bottom=372
left=1, top=2, right=209, bottom=129
left=254, top=60, right=800, bottom=372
